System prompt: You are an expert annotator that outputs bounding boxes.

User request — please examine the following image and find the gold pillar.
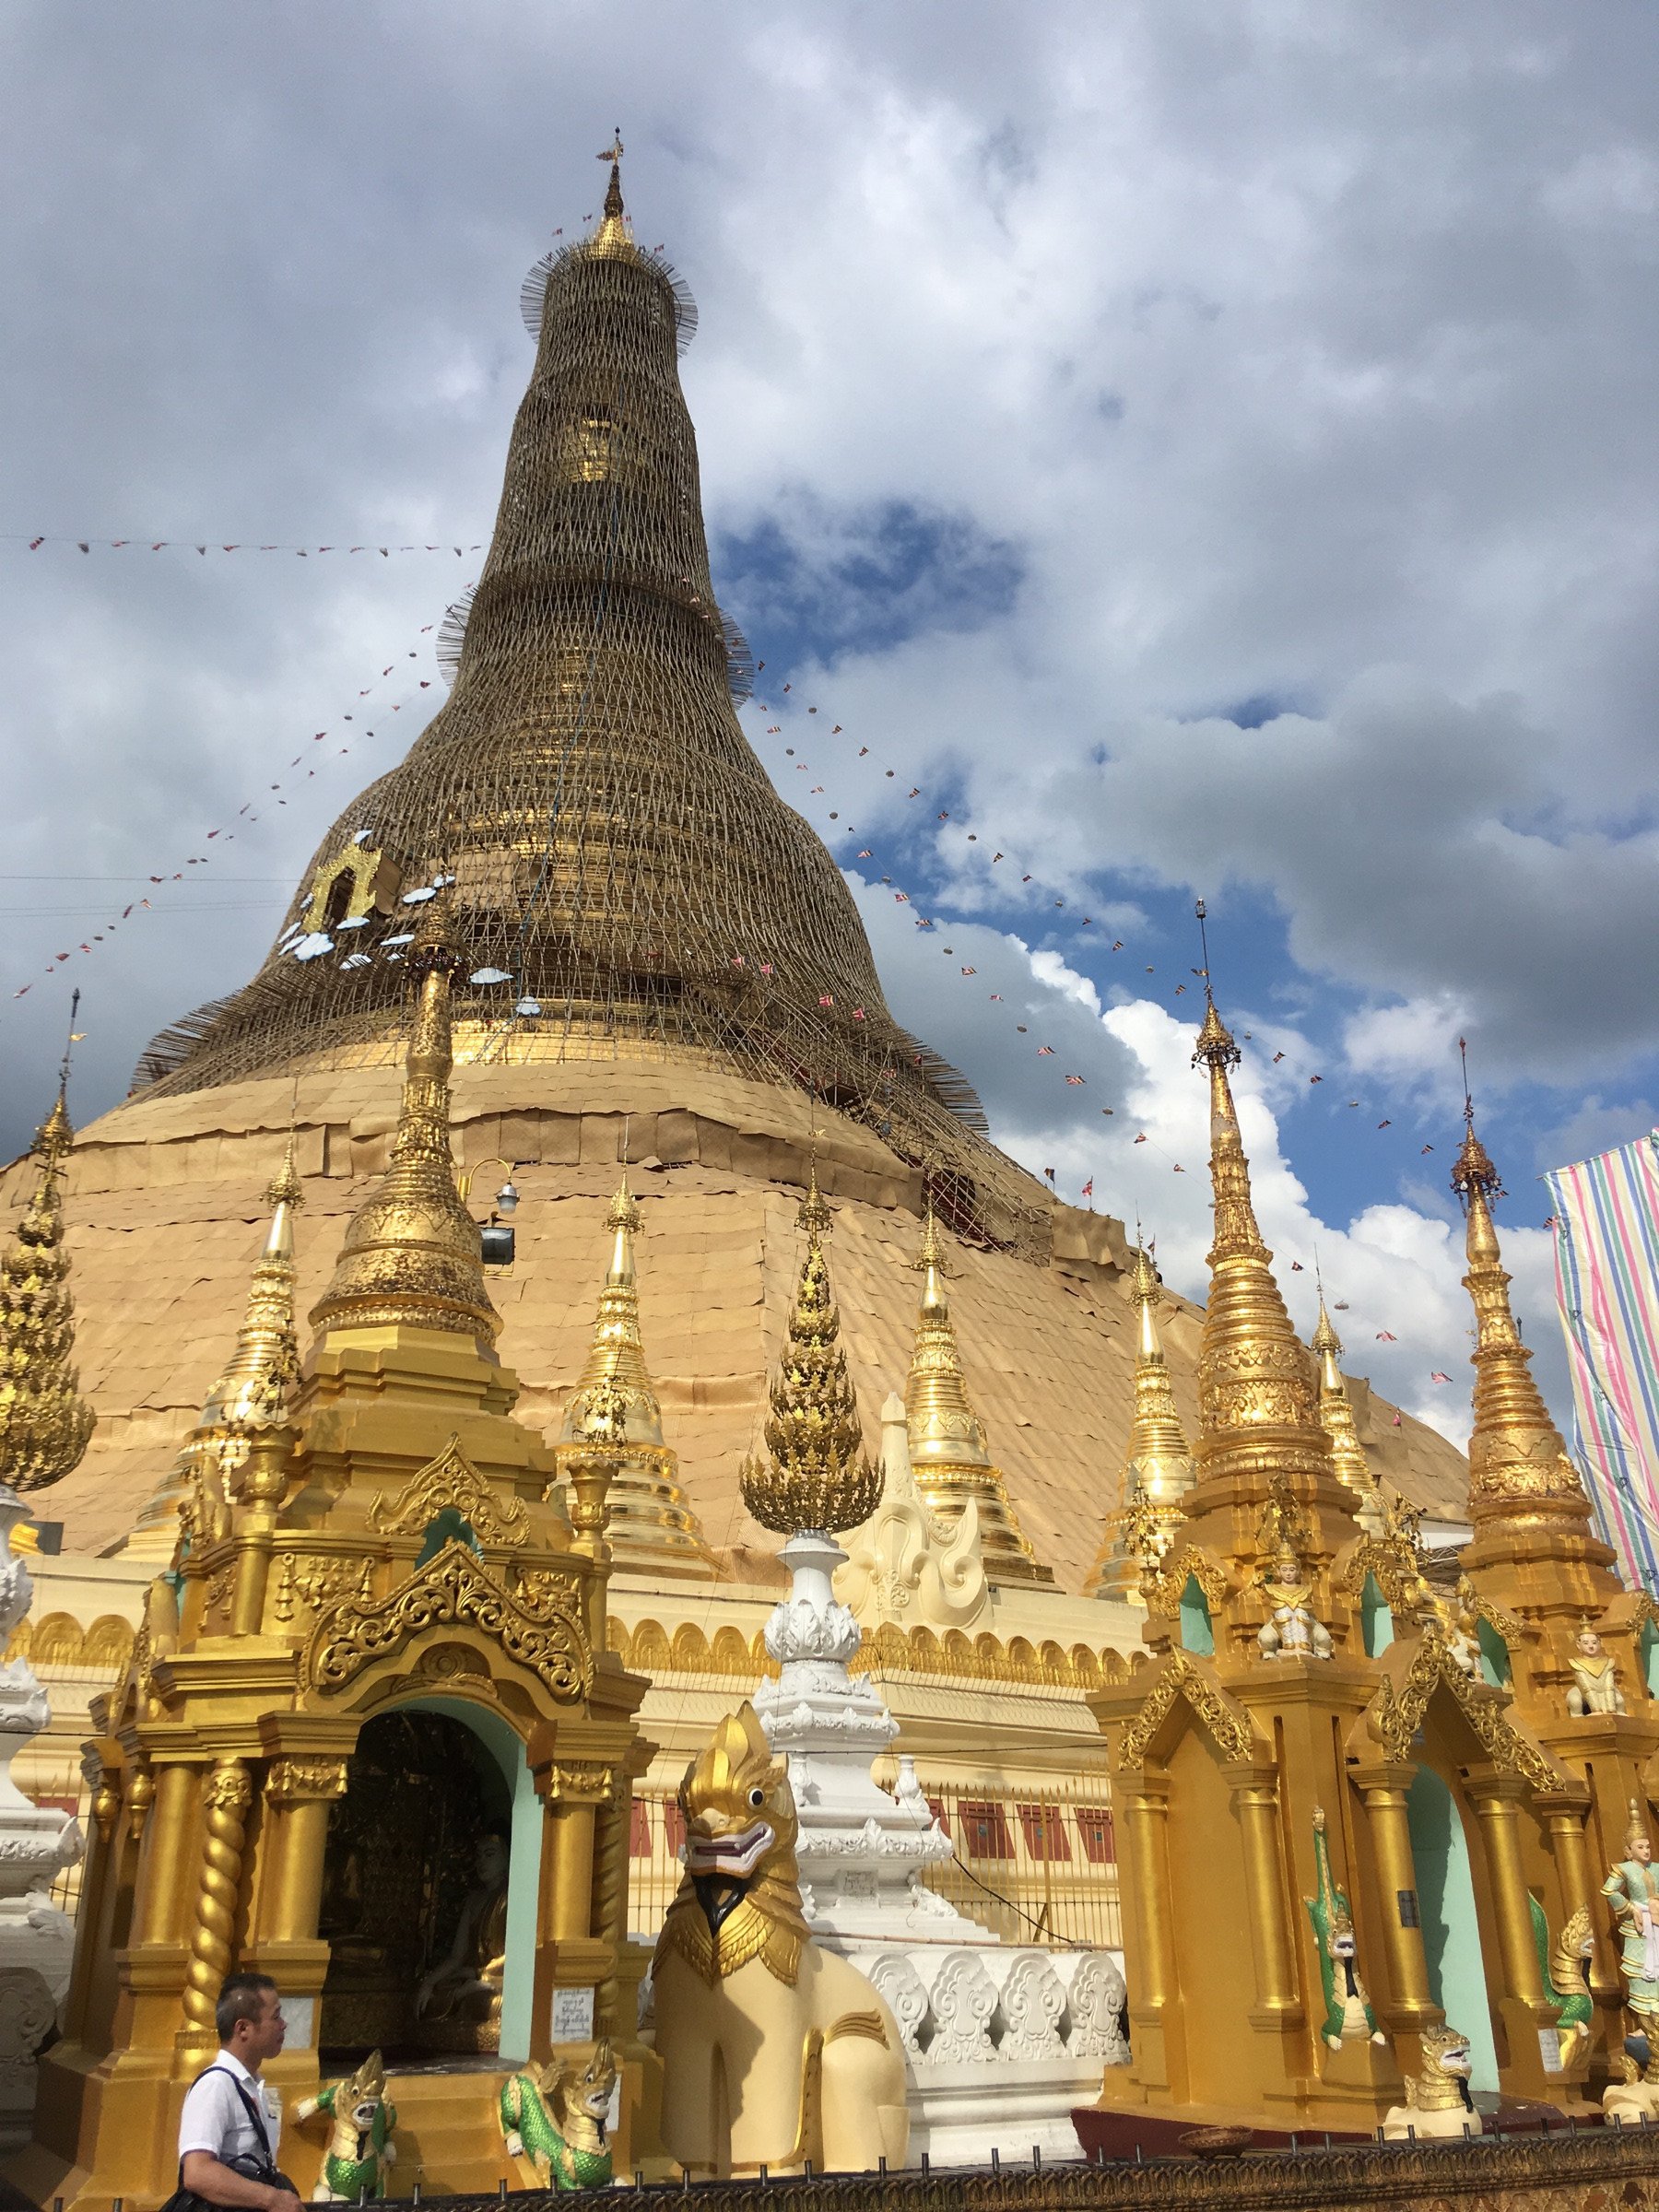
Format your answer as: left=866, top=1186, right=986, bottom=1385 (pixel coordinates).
left=1118, top=1773, right=1178, bottom=2095
left=181, top=1758, right=253, bottom=2050
left=1355, top=1763, right=1438, bottom=2029
left=547, top=1801, right=598, bottom=1944
left=1538, top=1790, right=1618, bottom=2005
left=1229, top=1760, right=1299, bottom=2022
left=1469, top=1771, right=1547, bottom=2006
left=131, top=1760, right=199, bottom=1949
left=258, top=1758, right=347, bottom=1944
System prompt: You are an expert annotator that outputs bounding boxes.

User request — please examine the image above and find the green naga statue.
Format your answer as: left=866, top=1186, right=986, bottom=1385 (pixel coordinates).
left=1304, top=1807, right=1387, bottom=2053
left=499, top=2041, right=618, bottom=2190
left=1529, top=1894, right=1594, bottom=2073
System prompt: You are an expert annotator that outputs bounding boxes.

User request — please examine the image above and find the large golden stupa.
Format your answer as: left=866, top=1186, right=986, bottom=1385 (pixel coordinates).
left=0, top=149, right=1478, bottom=2197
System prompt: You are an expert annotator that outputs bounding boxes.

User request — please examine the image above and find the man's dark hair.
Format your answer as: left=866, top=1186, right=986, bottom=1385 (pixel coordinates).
left=216, top=1971, right=278, bottom=2045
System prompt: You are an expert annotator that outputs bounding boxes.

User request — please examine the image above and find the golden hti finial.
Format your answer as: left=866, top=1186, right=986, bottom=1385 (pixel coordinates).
left=904, top=1197, right=1053, bottom=1585
left=1311, top=1277, right=1383, bottom=1532
left=0, top=996, right=97, bottom=1493
left=122, top=1138, right=306, bottom=1560
left=309, top=912, right=499, bottom=1345
left=562, top=1171, right=663, bottom=1449
left=592, top=124, right=634, bottom=257
left=1451, top=1053, right=1589, bottom=1534
left=1086, top=1234, right=1195, bottom=1600
left=738, top=1178, right=879, bottom=1536
left=1187, top=903, right=1330, bottom=1497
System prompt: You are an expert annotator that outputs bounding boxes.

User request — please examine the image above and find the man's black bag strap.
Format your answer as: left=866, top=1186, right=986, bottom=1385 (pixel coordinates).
left=191, top=2064, right=277, bottom=2170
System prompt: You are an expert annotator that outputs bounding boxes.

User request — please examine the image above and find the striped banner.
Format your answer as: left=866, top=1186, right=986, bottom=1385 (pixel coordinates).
left=1544, top=1132, right=1659, bottom=1594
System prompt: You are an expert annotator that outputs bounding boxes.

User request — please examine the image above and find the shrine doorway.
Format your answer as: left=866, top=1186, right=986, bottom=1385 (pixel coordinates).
left=317, top=1701, right=540, bottom=2066
left=1406, top=1764, right=1500, bottom=2092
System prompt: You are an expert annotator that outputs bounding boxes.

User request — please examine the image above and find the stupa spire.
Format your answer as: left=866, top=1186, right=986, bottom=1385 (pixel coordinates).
left=558, top=1170, right=716, bottom=1580
left=129, top=152, right=1030, bottom=1251
left=904, top=1200, right=1053, bottom=1586
left=1310, top=1288, right=1382, bottom=1526
left=122, top=1142, right=305, bottom=1561
left=740, top=1178, right=880, bottom=1538
left=1451, top=1100, right=1591, bottom=1535
left=309, top=927, right=498, bottom=1346
left=1191, top=981, right=1324, bottom=1488
left=0, top=1065, right=96, bottom=1493
left=1086, top=1239, right=1195, bottom=1601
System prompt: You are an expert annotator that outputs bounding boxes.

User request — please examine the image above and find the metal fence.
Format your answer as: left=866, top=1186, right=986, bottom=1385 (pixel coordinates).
left=628, top=1776, right=1120, bottom=1949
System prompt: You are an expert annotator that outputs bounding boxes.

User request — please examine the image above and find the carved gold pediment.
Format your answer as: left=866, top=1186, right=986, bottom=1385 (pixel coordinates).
left=1356, top=1627, right=1570, bottom=1792
left=1114, top=1651, right=1260, bottom=1771
left=304, top=1539, right=590, bottom=1705
left=368, top=1434, right=531, bottom=1546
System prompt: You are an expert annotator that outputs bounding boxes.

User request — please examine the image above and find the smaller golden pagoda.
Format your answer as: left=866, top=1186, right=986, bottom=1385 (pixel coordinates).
left=124, top=1143, right=304, bottom=1562
left=0, top=1080, right=97, bottom=1492
left=555, top=1173, right=715, bottom=1581
left=1085, top=1241, right=1194, bottom=1600
left=904, top=1204, right=1052, bottom=1584
left=741, top=1171, right=880, bottom=1538
left=1311, top=1292, right=1384, bottom=1535
left=29, top=928, right=656, bottom=2209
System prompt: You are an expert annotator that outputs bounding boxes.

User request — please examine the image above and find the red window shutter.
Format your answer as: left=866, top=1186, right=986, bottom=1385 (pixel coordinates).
left=629, top=1800, right=653, bottom=1856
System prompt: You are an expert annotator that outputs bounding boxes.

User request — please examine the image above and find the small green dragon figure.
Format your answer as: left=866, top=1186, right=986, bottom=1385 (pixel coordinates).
left=499, top=2039, right=618, bottom=2190
left=294, top=2050, right=398, bottom=2203
left=1530, top=1894, right=1594, bottom=2071
left=1304, top=1806, right=1386, bottom=2052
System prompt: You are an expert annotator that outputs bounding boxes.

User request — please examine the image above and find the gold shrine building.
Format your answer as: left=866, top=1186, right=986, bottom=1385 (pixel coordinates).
left=15, top=148, right=1639, bottom=2201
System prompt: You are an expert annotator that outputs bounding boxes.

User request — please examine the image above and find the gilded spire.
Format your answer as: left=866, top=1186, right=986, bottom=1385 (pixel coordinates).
left=562, top=1173, right=663, bottom=1448
left=739, top=1181, right=880, bottom=1536
left=122, top=1141, right=304, bottom=1559
left=592, top=127, right=634, bottom=257
left=1311, top=1292, right=1382, bottom=1525
left=309, top=936, right=499, bottom=1344
left=1191, top=988, right=1326, bottom=1488
left=1086, top=1241, right=1195, bottom=1600
left=1452, top=1106, right=1590, bottom=1534
left=904, top=1201, right=1053, bottom=1586
left=0, top=1077, right=96, bottom=1493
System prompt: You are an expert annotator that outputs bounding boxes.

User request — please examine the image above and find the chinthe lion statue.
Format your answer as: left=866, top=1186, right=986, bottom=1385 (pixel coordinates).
left=499, top=2040, right=617, bottom=2190
left=293, top=2051, right=398, bottom=2202
left=1381, top=2024, right=1481, bottom=2140
left=652, top=1701, right=910, bottom=2176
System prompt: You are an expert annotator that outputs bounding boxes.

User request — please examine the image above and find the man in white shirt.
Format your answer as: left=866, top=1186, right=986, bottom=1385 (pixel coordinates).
left=176, top=1973, right=301, bottom=2211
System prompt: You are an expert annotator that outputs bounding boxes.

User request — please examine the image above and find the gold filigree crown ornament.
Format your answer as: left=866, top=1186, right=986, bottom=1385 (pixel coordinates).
left=739, top=1171, right=879, bottom=1535
left=0, top=1021, right=97, bottom=1491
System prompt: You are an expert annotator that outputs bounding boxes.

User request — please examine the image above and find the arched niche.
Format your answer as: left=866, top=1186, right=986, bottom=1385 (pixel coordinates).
left=1359, top=1572, right=1394, bottom=1658
left=1406, top=1760, right=1501, bottom=2093
left=1178, top=1573, right=1215, bottom=1657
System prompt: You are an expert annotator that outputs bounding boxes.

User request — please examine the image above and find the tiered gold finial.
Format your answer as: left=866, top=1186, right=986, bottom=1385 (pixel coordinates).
left=1311, top=1290, right=1383, bottom=1531
left=904, top=1201, right=1053, bottom=1585
left=309, top=931, right=499, bottom=1344
left=558, top=1172, right=717, bottom=1579
left=0, top=1072, right=96, bottom=1492
left=1086, top=1241, right=1196, bottom=1599
left=123, top=1141, right=305, bottom=1559
left=1451, top=1097, right=1590, bottom=1534
left=592, top=127, right=635, bottom=258
left=739, top=1178, right=879, bottom=1536
left=1190, top=975, right=1326, bottom=1491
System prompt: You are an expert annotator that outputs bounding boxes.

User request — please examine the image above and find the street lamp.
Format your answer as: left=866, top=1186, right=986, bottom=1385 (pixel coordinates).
left=456, top=1155, right=527, bottom=1266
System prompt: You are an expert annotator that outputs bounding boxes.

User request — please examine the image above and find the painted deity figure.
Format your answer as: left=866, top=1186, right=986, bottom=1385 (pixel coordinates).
left=1603, top=1799, right=1659, bottom=2052
left=1254, top=1482, right=1333, bottom=1662
left=416, top=1826, right=509, bottom=2035
left=1303, top=1808, right=1386, bottom=2052
left=1568, top=1626, right=1627, bottom=1718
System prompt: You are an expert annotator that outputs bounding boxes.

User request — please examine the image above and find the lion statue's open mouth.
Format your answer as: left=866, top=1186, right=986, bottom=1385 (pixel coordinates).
left=686, top=1821, right=773, bottom=1881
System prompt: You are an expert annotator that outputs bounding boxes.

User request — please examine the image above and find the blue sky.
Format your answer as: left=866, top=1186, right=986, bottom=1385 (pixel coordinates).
left=5, top=0, right=1659, bottom=1442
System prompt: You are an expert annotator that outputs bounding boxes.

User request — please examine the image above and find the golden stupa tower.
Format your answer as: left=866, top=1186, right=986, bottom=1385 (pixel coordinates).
left=0, top=1080, right=97, bottom=1492
left=1084, top=1241, right=1194, bottom=1601
left=903, top=1205, right=1052, bottom=1584
left=555, top=1172, right=716, bottom=1579
left=123, top=1143, right=304, bottom=1561
left=1311, top=1292, right=1384, bottom=1535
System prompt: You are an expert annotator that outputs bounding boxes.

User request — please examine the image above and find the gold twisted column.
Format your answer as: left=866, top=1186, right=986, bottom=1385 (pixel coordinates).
left=1229, top=1760, right=1300, bottom=2022
left=182, top=1759, right=253, bottom=2045
left=1354, top=1763, right=1437, bottom=2029
left=590, top=1770, right=631, bottom=2037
